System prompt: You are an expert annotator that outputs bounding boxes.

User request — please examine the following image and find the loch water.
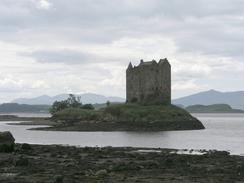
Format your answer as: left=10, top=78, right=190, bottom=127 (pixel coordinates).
left=0, top=113, right=244, bottom=155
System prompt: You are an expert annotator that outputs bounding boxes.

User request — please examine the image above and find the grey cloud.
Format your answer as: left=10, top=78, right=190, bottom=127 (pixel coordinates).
left=1, top=0, right=244, bottom=59
left=21, top=49, right=126, bottom=66
left=168, top=16, right=244, bottom=57
left=23, top=50, right=99, bottom=64
left=2, top=0, right=244, bottom=102
left=2, top=0, right=244, bottom=26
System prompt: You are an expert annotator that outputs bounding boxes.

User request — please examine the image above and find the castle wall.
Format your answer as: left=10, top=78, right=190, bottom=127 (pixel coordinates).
left=126, top=59, right=171, bottom=105
left=126, top=66, right=140, bottom=103
left=158, top=61, right=171, bottom=104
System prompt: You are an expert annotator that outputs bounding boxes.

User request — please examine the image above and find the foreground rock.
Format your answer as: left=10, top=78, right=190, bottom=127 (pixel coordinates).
left=0, top=131, right=15, bottom=152
left=0, top=144, right=243, bottom=183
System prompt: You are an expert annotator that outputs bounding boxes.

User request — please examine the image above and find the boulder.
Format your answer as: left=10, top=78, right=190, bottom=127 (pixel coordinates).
left=0, top=131, right=15, bottom=144
left=0, top=131, right=15, bottom=152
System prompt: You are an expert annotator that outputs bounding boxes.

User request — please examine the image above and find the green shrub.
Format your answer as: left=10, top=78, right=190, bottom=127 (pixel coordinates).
left=82, top=104, right=95, bottom=110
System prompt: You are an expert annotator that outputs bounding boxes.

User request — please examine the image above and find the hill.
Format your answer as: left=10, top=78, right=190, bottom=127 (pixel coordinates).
left=173, top=90, right=244, bottom=110
left=185, top=104, right=244, bottom=113
left=12, top=93, right=125, bottom=105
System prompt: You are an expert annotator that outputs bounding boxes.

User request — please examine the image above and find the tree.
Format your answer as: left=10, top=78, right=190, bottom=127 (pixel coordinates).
left=49, top=94, right=94, bottom=115
left=49, top=100, right=69, bottom=115
left=67, top=94, right=82, bottom=108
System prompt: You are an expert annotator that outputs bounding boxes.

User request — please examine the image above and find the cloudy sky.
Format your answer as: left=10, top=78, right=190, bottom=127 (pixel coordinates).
left=1, top=0, right=244, bottom=102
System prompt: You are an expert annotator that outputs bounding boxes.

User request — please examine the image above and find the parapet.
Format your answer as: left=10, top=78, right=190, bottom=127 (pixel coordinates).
left=127, top=58, right=169, bottom=71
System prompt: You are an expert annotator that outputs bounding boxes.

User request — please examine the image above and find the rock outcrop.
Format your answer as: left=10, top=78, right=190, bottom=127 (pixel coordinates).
left=0, top=131, right=15, bottom=152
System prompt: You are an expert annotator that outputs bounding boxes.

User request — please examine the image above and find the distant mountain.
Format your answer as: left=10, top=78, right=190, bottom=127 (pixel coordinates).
left=12, top=93, right=125, bottom=105
left=173, top=90, right=244, bottom=110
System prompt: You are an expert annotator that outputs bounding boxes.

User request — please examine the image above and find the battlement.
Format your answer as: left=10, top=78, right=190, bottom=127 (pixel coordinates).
left=127, top=58, right=169, bottom=70
left=126, top=58, right=171, bottom=105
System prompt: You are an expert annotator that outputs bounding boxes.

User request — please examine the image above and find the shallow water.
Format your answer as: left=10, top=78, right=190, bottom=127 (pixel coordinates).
left=0, top=113, right=244, bottom=155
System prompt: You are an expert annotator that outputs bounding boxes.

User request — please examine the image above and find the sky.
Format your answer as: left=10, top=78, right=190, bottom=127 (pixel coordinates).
left=1, top=0, right=244, bottom=102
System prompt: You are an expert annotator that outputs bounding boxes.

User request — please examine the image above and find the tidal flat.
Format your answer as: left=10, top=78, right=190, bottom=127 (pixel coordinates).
left=0, top=144, right=243, bottom=183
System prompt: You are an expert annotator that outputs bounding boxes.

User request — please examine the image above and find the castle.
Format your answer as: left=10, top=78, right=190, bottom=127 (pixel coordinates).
left=126, top=58, right=171, bottom=105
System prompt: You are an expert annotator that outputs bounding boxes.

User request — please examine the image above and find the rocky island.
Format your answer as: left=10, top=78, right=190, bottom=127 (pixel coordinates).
left=38, top=103, right=203, bottom=131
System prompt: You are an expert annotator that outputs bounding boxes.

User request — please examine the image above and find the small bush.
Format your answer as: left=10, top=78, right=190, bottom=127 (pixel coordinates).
left=82, top=104, right=95, bottom=110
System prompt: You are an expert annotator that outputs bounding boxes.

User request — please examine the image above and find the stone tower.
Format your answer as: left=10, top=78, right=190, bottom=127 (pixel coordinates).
left=126, top=58, right=171, bottom=105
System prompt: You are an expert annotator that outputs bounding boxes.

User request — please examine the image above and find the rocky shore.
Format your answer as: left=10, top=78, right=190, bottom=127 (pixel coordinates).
left=33, top=119, right=204, bottom=132
left=0, top=144, right=243, bottom=183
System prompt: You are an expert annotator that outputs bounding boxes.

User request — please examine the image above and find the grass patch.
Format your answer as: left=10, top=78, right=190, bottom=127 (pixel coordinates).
left=103, top=103, right=194, bottom=122
left=52, top=107, right=103, bottom=123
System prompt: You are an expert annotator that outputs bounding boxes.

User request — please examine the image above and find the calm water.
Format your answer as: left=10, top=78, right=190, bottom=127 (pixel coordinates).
left=0, top=113, right=244, bottom=155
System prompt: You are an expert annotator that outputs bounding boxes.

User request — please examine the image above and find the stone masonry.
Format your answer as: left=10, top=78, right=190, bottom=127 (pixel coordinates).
left=126, top=58, right=171, bottom=105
